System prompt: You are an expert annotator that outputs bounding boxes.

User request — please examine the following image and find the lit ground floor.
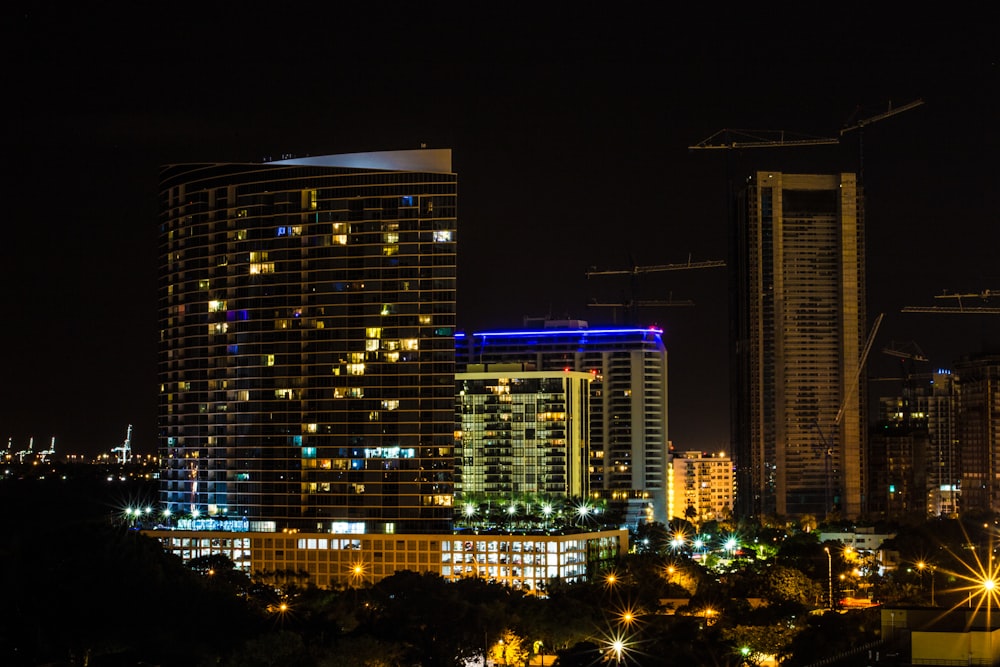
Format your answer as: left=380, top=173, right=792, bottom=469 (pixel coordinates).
left=143, top=528, right=628, bottom=594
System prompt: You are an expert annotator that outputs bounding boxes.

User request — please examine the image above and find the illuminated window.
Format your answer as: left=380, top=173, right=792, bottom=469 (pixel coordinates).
left=381, top=304, right=395, bottom=316
left=249, top=262, right=275, bottom=274
left=210, top=322, right=228, bottom=334
left=304, top=423, right=318, bottom=433
left=369, top=411, right=380, bottom=421
left=383, top=244, right=399, bottom=256
left=346, top=388, right=364, bottom=398
left=238, top=390, right=249, bottom=401
left=366, top=327, right=382, bottom=338
left=275, top=319, right=291, bottom=329
left=236, top=229, right=247, bottom=239
left=198, top=279, right=211, bottom=290
left=333, top=388, right=344, bottom=398
left=264, top=354, right=276, bottom=366
left=249, top=251, right=268, bottom=262
left=385, top=351, right=400, bottom=362
left=365, top=339, right=379, bottom=352
left=382, top=400, right=399, bottom=411
left=347, top=363, right=365, bottom=376
left=350, top=352, right=364, bottom=363
left=332, top=223, right=348, bottom=245
left=433, top=230, right=452, bottom=242
left=383, top=232, right=399, bottom=243
left=304, top=190, right=318, bottom=210
left=302, top=447, right=317, bottom=459
left=419, top=315, right=432, bottom=325
left=208, top=300, right=226, bottom=312
left=384, top=340, right=400, bottom=351
left=402, top=338, right=419, bottom=351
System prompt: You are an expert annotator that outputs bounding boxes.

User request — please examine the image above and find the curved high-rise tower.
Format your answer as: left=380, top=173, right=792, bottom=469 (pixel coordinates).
left=158, top=149, right=457, bottom=533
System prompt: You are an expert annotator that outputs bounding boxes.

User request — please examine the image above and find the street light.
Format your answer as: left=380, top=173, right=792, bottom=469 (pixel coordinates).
left=610, top=638, right=624, bottom=664
left=824, top=547, right=832, bottom=609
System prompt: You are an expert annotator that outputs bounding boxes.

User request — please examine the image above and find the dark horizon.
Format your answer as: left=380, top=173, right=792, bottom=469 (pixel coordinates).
left=4, top=8, right=998, bottom=459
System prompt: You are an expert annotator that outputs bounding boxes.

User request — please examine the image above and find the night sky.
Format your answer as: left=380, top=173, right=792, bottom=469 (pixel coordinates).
left=4, top=6, right=998, bottom=458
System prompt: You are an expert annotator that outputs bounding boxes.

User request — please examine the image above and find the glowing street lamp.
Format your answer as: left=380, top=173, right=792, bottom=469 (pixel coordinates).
left=724, top=536, right=738, bottom=556
left=610, top=638, right=624, bottom=664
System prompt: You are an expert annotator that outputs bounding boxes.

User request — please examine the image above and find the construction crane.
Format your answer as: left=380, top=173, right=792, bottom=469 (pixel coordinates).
left=876, top=340, right=929, bottom=382
left=868, top=341, right=930, bottom=391
left=881, top=339, right=929, bottom=363
left=840, top=98, right=925, bottom=186
left=112, top=424, right=133, bottom=465
left=688, top=128, right=839, bottom=151
left=902, top=290, right=1000, bottom=314
left=689, top=98, right=924, bottom=186
left=814, top=312, right=885, bottom=515
left=585, top=256, right=726, bottom=324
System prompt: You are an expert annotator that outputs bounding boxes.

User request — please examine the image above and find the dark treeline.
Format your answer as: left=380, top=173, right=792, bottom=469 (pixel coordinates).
left=11, top=474, right=988, bottom=666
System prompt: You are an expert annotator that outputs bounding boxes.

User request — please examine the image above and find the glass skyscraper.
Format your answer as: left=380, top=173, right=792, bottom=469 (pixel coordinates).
left=158, top=149, right=457, bottom=534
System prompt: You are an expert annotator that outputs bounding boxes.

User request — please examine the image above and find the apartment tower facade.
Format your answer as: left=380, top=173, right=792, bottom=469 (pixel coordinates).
left=732, top=172, right=867, bottom=519
left=456, top=367, right=593, bottom=499
left=956, top=354, right=1000, bottom=513
left=456, top=323, right=668, bottom=524
left=157, top=149, right=457, bottom=534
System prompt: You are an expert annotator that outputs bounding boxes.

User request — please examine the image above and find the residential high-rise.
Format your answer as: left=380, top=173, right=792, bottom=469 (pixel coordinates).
left=456, top=322, right=668, bottom=524
left=955, top=354, right=1000, bottom=513
left=732, top=172, right=867, bottom=519
left=869, top=370, right=959, bottom=519
left=158, top=149, right=457, bottom=534
left=456, top=366, right=593, bottom=500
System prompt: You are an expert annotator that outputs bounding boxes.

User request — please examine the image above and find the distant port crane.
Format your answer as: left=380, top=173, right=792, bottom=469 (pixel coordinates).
left=111, top=424, right=133, bottom=465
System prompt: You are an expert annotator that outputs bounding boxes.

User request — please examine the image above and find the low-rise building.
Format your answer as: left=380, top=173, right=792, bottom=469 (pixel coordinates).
left=669, top=450, right=734, bottom=524
left=143, top=527, right=627, bottom=595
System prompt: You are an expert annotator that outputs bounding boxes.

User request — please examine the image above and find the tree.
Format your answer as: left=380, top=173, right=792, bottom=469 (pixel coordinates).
left=722, top=624, right=799, bottom=666
left=490, top=628, right=530, bottom=666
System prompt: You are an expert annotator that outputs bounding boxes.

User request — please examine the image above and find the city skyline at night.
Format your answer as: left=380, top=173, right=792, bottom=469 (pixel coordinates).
left=5, top=7, right=998, bottom=460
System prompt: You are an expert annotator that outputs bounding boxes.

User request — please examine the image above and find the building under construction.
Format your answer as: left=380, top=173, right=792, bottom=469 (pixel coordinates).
left=731, top=172, right=869, bottom=519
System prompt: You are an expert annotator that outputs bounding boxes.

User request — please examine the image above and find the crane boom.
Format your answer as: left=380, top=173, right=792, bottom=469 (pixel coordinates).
left=688, top=128, right=839, bottom=150
left=902, top=288, right=1000, bottom=314
left=840, top=98, right=925, bottom=136
left=836, top=312, right=884, bottom=425
left=586, top=259, right=725, bottom=277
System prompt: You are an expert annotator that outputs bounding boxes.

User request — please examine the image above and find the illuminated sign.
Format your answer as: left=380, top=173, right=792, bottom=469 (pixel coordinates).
left=176, top=517, right=250, bottom=532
